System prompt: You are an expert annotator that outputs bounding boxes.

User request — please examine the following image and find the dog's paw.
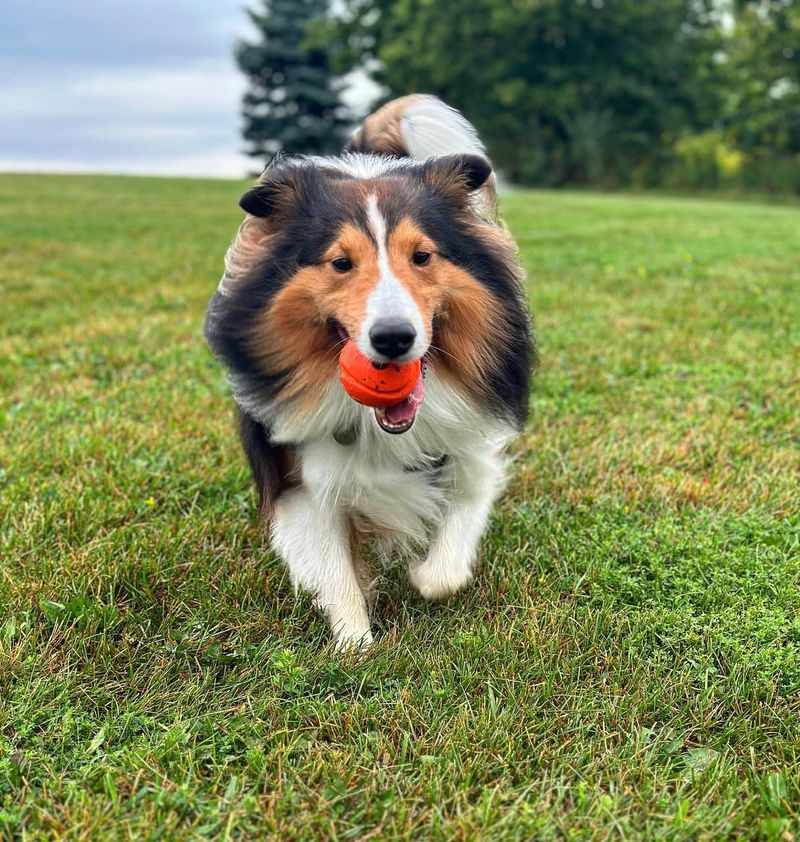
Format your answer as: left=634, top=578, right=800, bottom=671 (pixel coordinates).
left=409, top=556, right=472, bottom=601
left=333, top=624, right=374, bottom=652
left=328, top=597, right=374, bottom=651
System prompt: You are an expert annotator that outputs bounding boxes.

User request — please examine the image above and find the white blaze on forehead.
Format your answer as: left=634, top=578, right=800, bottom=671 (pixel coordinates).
left=358, top=194, right=427, bottom=361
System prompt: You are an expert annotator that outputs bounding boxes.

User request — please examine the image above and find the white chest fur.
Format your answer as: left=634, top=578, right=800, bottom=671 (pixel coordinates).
left=265, top=371, right=515, bottom=648
left=267, top=371, right=514, bottom=545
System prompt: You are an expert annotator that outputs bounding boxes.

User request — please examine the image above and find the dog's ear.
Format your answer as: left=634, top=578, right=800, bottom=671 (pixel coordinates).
left=239, top=166, right=297, bottom=217
left=239, top=185, right=276, bottom=217
left=423, top=154, right=493, bottom=194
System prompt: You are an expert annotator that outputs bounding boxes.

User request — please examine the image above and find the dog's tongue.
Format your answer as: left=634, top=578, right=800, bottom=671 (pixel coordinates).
left=384, top=371, right=425, bottom=425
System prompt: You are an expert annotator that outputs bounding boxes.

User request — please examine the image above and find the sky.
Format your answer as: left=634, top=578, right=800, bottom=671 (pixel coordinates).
left=0, top=0, right=377, bottom=179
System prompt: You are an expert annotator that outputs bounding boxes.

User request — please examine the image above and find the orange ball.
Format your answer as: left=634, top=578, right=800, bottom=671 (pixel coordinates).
left=338, top=340, right=421, bottom=408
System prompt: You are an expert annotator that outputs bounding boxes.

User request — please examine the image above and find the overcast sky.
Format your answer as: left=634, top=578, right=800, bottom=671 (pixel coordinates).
left=0, top=0, right=377, bottom=178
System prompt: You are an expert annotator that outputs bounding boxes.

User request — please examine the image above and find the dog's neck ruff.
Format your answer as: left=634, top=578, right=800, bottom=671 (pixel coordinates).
left=275, top=369, right=513, bottom=546
left=233, top=368, right=512, bottom=466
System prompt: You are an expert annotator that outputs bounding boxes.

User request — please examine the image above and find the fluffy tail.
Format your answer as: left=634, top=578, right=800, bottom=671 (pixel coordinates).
left=346, top=94, right=496, bottom=211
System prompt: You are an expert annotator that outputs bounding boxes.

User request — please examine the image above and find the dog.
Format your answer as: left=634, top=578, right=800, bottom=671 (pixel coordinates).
left=205, top=95, right=533, bottom=649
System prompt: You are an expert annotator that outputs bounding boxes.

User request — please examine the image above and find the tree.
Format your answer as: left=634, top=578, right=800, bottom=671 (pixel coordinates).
left=330, top=0, right=725, bottom=186
left=726, top=0, right=800, bottom=158
left=237, top=0, right=348, bottom=160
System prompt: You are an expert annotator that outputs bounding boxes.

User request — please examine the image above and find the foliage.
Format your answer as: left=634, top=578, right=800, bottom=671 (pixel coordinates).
left=323, top=0, right=800, bottom=192
left=726, top=0, right=800, bottom=159
left=236, top=0, right=348, bottom=159
left=736, top=152, right=800, bottom=194
left=664, top=130, right=747, bottom=190
left=330, top=0, right=726, bottom=186
left=692, top=0, right=800, bottom=194
left=2, top=173, right=800, bottom=836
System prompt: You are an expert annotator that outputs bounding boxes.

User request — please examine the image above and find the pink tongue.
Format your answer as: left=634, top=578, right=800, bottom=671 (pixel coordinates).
left=384, top=372, right=425, bottom=425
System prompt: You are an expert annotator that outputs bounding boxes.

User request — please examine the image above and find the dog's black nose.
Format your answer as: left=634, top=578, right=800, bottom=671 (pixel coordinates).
left=369, top=319, right=416, bottom=359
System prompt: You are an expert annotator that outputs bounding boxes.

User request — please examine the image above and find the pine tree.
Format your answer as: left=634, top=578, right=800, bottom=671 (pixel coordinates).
left=236, top=0, right=347, bottom=160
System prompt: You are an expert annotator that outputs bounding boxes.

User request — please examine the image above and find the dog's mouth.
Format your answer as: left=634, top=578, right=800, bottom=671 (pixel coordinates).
left=374, top=369, right=425, bottom=434
left=330, top=319, right=426, bottom=436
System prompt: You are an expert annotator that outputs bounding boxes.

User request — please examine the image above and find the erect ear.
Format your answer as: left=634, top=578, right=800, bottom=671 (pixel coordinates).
left=238, top=166, right=296, bottom=217
left=423, top=153, right=493, bottom=194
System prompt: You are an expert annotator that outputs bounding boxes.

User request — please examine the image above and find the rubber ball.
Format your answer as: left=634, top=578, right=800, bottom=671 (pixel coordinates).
left=338, top=339, right=421, bottom=408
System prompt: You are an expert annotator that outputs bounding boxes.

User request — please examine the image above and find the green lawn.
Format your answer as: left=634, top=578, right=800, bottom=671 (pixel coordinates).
left=1, top=173, right=798, bottom=840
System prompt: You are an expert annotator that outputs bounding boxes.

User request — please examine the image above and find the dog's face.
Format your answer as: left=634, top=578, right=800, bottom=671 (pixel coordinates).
left=206, top=154, right=531, bottom=429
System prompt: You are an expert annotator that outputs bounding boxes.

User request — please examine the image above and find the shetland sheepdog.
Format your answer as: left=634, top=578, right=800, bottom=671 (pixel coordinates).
left=205, top=95, right=533, bottom=649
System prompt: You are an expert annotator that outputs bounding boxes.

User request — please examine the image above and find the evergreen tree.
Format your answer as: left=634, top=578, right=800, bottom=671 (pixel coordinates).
left=236, top=0, right=347, bottom=160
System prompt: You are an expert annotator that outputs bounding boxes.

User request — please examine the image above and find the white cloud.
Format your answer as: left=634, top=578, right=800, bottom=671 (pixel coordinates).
left=0, top=1, right=253, bottom=178
left=0, top=61, right=250, bottom=177
left=0, top=149, right=252, bottom=179
left=65, top=63, right=246, bottom=117
left=0, top=1, right=377, bottom=179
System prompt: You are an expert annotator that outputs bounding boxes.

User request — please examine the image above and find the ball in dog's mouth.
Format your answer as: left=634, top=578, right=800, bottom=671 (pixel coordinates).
left=334, top=322, right=426, bottom=435
left=373, top=371, right=425, bottom=434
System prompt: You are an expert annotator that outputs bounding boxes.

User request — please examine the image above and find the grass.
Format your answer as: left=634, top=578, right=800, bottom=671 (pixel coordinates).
left=1, top=173, right=799, bottom=840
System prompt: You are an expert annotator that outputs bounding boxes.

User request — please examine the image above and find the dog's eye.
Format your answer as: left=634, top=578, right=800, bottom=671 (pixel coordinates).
left=412, top=251, right=431, bottom=266
left=331, top=257, right=353, bottom=273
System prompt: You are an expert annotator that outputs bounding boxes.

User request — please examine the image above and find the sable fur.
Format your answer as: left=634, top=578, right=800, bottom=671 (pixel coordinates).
left=205, top=156, right=532, bottom=434
left=205, top=95, right=535, bottom=648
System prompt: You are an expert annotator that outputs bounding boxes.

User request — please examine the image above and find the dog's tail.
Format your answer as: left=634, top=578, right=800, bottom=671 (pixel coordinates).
left=345, top=94, right=496, bottom=212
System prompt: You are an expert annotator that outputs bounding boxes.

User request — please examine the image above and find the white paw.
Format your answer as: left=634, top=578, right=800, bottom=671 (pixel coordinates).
left=409, top=556, right=473, bottom=601
left=327, top=598, right=374, bottom=651
left=333, top=623, right=374, bottom=652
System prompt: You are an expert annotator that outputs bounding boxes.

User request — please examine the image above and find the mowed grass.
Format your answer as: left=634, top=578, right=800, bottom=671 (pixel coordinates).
left=1, top=173, right=799, bottom=840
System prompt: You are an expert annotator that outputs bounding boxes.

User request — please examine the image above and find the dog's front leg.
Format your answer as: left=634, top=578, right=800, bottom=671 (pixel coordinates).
left=410, top=452, right=506, bottom=601
left=271, top=487, right=372, bottom=649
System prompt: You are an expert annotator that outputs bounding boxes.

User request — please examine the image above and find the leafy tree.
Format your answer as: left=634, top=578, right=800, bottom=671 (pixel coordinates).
left=726, top=0, right=800, bottom=158
left=237, top=0, right=348, bottom=159
left=331, top=0, right=725, bottom=186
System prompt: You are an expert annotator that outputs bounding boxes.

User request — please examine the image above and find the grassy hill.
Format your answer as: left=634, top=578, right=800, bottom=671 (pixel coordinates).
left=1, top=173, right=799, bottom=839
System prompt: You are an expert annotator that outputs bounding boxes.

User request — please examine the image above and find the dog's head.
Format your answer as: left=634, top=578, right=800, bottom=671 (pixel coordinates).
left=206, top=154, right=531, bottom=430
